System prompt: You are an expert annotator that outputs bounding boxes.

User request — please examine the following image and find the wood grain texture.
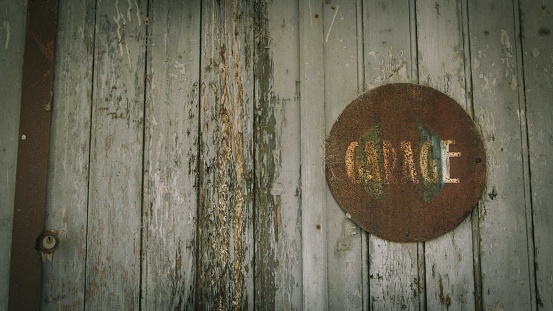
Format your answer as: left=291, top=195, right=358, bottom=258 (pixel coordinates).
left=520, top=0, right=553, bottom=309
left=41, top=0, right=95, bottom=309
left=323, top=1, right=364, bottom=309
left=0, top=1, right=26, bottom=310
left=84, top=0, right=147, bottom=308
left=197, top=0, right=255, bottom=309
left=254, top=0, right=302, bottom=309
left=417, top=0, right=476, bottom=309
left=141, top=1, right=200, bottom=309
left=299, top=0, right=328, bottom=309
left=363, top=0, right=421, bottom=309
left=468, top=0, right=533, bottom=309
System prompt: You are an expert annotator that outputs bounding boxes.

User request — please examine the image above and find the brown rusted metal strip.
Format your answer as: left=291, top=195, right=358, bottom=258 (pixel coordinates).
left=8, top=0, right=58, bottom=310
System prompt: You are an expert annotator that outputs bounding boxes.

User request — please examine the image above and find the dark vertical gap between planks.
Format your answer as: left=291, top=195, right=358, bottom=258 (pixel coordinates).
left=83, top=1, right=100, bottom=308
left=409, top=0, right=427, bottom=309
left=195, top=0, right=204, bottom=309
left=138, top=0, right=151, bottom=310
left=513, top=0, right=538, bottom=309
left=356, top=0, right=365, bottom=93
left=409, top=0, right=420, bottom=80
left=461, top=0, right=484, bottom=309
left=252, top=0, right=259, bottom=307
left=355, top=0, right=368, bottom=309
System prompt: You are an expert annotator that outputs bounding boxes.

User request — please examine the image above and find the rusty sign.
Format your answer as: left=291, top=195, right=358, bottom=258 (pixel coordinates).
left=326, top=83, right=486, bottom=242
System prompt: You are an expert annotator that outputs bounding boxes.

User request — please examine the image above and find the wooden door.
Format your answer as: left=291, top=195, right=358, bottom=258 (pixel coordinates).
left=1, top=0, right=552, bottom=310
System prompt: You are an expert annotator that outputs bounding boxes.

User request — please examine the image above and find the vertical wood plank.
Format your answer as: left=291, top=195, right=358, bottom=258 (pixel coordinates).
left=468, top=0, right=533, bottom=309
left=85, top=0, right=147, bottom=308
left=363, top=0, right=421, bottom=309
left=254, top=0, right=302, bottom=309
left=41, top=0, right=95, bottom=309
left=197, top=0, right=255, bottom=309
left=323, top=1, right=364, bottom=309
left=519, top=0, right=553, bottom=309
left=0, top=1, right=26, bottom=310
left=417, top=0, right=476, bottom=310
left=299, top=0, right=328, bottom=309
left=141, top=1, right=200, bottom=309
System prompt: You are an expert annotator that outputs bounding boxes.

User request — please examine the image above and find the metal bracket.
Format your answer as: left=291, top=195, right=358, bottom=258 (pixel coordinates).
left=8, top=0, right=59, bottom=310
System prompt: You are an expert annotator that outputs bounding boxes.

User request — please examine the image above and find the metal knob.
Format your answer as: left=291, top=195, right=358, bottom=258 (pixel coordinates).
left=37, top=230, right=60, bottom=254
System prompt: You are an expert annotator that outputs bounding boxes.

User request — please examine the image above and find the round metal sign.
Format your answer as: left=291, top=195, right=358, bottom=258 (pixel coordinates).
left=326, top=83, right=486, bottom=242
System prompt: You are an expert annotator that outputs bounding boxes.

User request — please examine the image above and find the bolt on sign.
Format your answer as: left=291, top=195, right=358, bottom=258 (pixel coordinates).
left=326, top=83, right=486, bottom=242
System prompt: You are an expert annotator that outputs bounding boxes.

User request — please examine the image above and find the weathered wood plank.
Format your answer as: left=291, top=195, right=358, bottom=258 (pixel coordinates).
left=197, top=0, right=255, bottom=309
left=84, top=0, right=147, bottom=308
left=41, top=1, right=95, bottom=309
left=323, top=1, right=364, bottom=309
left=468, top=0, right=533, bottom=309
left=0, top=1, right=26, bottom=309
left=520, top=0, right=553, bottom=309
left=141, top=1, right=200, bottom=309
left=416, top=0, right=476, bottom=309
left=299, top=0, right=328, bottom=309
left=363, top=0, right=421, bottom=309
left=254, top=0, right=302, bottom=309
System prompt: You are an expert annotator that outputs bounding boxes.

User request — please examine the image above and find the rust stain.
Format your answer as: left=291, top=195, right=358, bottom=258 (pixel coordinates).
left=438, top=276, right=452, bottom=309
left=32, top=31, right=55, bottom=63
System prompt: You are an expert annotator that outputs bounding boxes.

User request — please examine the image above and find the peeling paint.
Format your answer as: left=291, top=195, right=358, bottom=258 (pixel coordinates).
left=3, top=21, right=10, bottom=50
left=113, top=0, right=124, bottom=56
left=370, top=47, right=408, bottom=87
left=198, top=0, right=253, bottom=309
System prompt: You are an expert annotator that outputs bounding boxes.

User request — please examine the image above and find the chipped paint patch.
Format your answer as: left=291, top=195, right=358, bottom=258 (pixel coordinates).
left=370, top=47, right=408, bottom=87
left=3, top=21, right=10, bottom=50
left=198, top=0, right=253, bottom=309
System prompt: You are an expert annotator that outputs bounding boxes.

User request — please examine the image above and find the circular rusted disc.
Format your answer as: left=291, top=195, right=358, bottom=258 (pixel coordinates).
left=326, top=83, right=486, bottom=242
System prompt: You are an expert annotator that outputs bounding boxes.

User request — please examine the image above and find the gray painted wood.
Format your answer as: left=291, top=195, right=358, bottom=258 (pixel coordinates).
left=520, top=0, right=553, bottom=309
left=254, top=0, right=303, bottom=309
left=323, top=1, right=364, bottom=309
left=363, top=1, right=421, bottom=309
left=469, top=0, right=534, bottom=309
left=140, top=1, right=200, bottom=309
left=197, top=0, right=255, bottom=309
left=299, top=0, right=328, bottom=309
left=417, top=0, right=476, bottom=309
left=41, top=0, right=95, bottom=309
left=0, top=1, right=26, bottom=310
left=84, top=0, right=147, bottom=308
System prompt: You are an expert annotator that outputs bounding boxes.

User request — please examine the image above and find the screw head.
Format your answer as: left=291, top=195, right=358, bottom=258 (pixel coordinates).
left=42, top=236, right=56, bottom=249
left=21, top=135, right=27, bottom=141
